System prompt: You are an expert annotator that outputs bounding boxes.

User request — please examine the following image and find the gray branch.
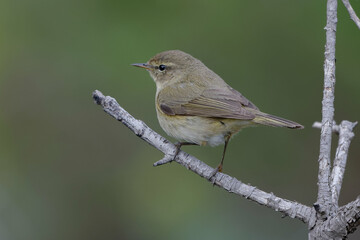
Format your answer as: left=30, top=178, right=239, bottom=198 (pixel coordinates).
left=315, top=0, right=338, bottom=217
left=93, top=90, right=359, bottom=238
left=309, top=196, right=360, bottom=239
left=331, top=121, right=357, bottom=208
left=92, top=90, right=313, bottom=224
left=313, top=120, right=358, bottom=209
left=312, top=121, right=340, bottom=134
left=342, top=0, right=360, bottom=30
left=308, top=0, right=360, bottom=238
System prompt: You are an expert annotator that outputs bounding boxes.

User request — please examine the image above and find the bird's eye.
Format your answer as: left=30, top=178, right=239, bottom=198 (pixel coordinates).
left=158, top=64, right=166, bottom=71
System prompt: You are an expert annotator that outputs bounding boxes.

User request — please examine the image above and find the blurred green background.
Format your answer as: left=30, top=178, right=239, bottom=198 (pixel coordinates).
left=1, top=0, right=360, bottom=239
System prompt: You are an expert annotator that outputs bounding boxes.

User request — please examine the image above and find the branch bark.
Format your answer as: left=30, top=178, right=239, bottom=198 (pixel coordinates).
left=330, top=121, right=357, bottom=208
left=309, top=197, right=360, bottom=239
left=313, top=120, right=358, bottom=209
left=312, top=121, right=340, bottom=133
left=92, top=90, right=313, bottom=224
left=342, top=0, right=360, bottom=30
left=315, top=0, right=338, bottom=217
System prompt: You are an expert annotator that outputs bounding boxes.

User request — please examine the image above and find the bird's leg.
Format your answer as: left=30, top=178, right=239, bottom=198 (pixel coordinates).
left=172, top=142, right=198, bottom=161
left=209, top=134, right=231, bottom=179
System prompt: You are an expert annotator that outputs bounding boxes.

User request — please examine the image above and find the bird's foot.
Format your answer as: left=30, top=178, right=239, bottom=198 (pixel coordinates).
left=209, top=164, right=223, bottom=184
left=172, top=142, right=197, bottom=162
left=171, top=142, right=183, bottom=162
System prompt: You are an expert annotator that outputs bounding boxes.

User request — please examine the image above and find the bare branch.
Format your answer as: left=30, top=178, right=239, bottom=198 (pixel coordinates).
left=310, top=196, right=360, bottom=238
left=313, top=120, right=358, bottom=209
left=316, top=0, right=338, bottom=216
left=342, top=0, right=360, bottom=30
left=331, top=121, right=358, bottom=207
left=312, top=121, right=340, bottom=133
left=92, top=90, right=312, bottom=223
left=339, top=196, right=360, bottom=234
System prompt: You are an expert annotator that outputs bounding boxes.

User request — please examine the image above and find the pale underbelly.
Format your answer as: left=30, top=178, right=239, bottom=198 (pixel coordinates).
left=157, top=112, right=254, bottom=147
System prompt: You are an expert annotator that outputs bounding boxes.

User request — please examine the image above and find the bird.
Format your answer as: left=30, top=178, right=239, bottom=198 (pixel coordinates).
left=132, top=50, right=303, bottom=178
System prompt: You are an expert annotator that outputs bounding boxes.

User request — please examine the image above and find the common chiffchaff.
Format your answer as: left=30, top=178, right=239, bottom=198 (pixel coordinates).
left=133, top=50, right=303, bottom=177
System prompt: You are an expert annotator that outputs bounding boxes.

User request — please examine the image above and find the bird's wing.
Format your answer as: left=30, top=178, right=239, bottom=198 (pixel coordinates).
left=157, top=81, right=258, bottom=120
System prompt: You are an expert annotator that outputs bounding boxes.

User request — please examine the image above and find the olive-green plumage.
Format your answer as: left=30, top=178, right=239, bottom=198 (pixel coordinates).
left=133, top=50, right=303, bottom=176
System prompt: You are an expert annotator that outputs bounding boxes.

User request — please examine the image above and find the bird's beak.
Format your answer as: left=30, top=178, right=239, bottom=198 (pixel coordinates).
left=132, top=63, right=152, bottom=70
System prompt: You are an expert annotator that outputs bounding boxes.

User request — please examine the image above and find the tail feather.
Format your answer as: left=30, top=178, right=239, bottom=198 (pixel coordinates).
left=253, top=112, right=304, bottom=129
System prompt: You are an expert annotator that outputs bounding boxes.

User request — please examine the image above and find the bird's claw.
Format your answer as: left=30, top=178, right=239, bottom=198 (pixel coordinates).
left=208, top=164, right=223, bottom=184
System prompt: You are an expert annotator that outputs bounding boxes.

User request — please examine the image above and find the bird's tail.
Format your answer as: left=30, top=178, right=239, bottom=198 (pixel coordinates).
left=252, top=112, right=304, bottom=129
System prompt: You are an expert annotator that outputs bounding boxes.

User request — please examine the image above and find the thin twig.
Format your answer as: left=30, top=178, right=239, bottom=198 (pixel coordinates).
left=92, top=90, right=312, bottom=223
left=316, top=0, right=338, bottom=216
left=331, top=121, right=357, bottom=208
left=312, top=121, right=340, bottom=133
left=342, top=0, right=360, bottom=30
